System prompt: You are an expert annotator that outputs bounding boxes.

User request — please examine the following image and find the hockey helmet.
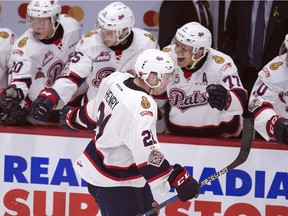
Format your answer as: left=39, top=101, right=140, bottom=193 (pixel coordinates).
left=175, top=22, right=212, bottom=56
left=134, top=49, right=174, bottom=88
left=27, top=0, right=61, bottom=18
left=27, top=0, right=61, bottom=32
left=98, top=2, right=134, bottom=31
left=98, top=2, right=135, bottom=44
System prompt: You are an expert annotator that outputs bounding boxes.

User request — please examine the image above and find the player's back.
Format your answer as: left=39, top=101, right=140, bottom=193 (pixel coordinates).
left=74, top=71, right=159, bottom=187
left=93, top=72, right=158, bottom=165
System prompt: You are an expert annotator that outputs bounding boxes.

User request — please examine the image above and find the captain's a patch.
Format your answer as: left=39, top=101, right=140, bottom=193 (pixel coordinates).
left=148, top=147, right=165, bottom=167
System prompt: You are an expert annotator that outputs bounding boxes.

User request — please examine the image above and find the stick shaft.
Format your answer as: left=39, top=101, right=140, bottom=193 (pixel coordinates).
left=143, top=118, right=254, bottom=216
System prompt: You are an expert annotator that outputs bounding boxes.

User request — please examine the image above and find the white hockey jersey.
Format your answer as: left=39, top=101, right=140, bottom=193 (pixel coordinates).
left=73, top=72, right=172, bottom=194
left=51, top=28, right=158, bottom=105
left=157, top=45, right=247, bottom=137
left=248, top=54, right=288, bottom=141
left=9, top=14, right=81, bottom=107
left=0, top=28, right=16, bottom=88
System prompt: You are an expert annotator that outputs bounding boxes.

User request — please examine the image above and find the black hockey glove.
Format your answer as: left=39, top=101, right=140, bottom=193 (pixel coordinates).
left=59, top=105, right=81, bottom=132
left=206, top=84, right=230, bottom=111
left=0, top=85, right=27, bottom=125
left=29, top=88, right=60, bottom=121
left=168, top=164, right=200, bottom=202
left=0, top=107, right=27, bottom=125
left=0, top=85, right=25, bottom=108
left=267, top=115, right=288, bottom=144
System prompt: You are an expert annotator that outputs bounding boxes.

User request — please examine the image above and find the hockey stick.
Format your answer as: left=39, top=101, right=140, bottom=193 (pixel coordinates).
left=116, top=48, right=144, bottom=73
left=142, top=118, right=254, bottom=216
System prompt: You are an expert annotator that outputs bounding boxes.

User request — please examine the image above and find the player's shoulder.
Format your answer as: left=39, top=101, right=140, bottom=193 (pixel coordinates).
left=162, top=45, right=173, bottom=53
left=102, top=72, right=131, bottom=87
left=12, top=29, right=36, bottom=49
left=0, top=28, right=16, bottom=48
left=132, top=28, right=157, bottom=44
left=208, top=48, right=237, bottom=72
left=109, top=71, right=131, bottom=79
left=259, top=55, right=288, bottom=83
left=77, top=29, right=100, bottom=48
left=10, top=29, right=41, bottom=58
left=209, top=48, right=234, bottom=64
left=122, top=87, right=157, bottom=116
left=161, top=45, right=178, bottom=62
left=107, top=72, right=158, bottom=117
left=132, top=92, right=157, bottom=119
left=59, top=14, right=79, bottom=27
left=0, top=28, right=15, bottom=36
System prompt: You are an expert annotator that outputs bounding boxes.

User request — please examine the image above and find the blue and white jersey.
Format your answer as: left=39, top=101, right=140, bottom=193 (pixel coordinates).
left=73, top=72, right=172, bottom=195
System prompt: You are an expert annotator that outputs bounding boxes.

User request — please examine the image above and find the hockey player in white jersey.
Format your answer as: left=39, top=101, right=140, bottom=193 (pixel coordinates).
left=29, top=1, right=158, bottom=122
left=157, top=22, right=247, bottom=137
left=0, top=0, right=81, bottom=125
left=59, top=49, right=199, bottom=216
left=248, top=34, right=288, bottom=144
left=0, top=28, right=16, bottom=89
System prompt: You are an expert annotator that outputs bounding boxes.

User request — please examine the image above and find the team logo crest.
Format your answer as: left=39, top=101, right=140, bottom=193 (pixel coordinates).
left=18, top=37, right=28, bottom=48
left=213, top=55, right=225, bottom=64
left=84, top=31, right=95, bottom=38
left=35, top=68, right=45, bottom=79
left=0, top=31, right=9, bottom=39
left=162, top=47, right=171, bottom=53
left=144, top=33, right=156, bottom=42
left=269, top=61, right=283, bottom=70
left=141, top=96, right=150, bottom=109
left=148, top=147, right=165, bottom=167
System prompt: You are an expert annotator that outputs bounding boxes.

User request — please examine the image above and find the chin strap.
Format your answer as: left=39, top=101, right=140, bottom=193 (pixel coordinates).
left=114, top=29, right=131, bottom=46
left=186, top=55, right=204, bottom=70
left=45, top=17, right=60, bottom=39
